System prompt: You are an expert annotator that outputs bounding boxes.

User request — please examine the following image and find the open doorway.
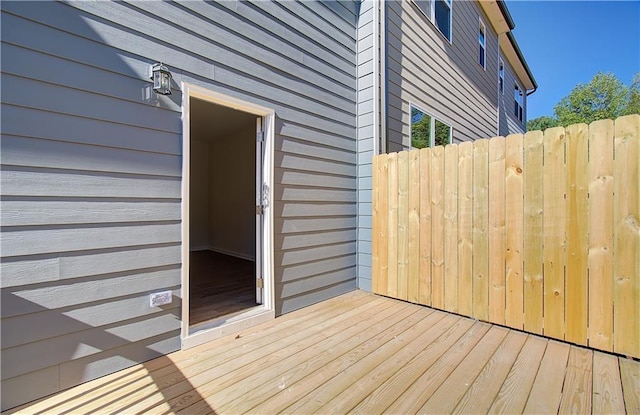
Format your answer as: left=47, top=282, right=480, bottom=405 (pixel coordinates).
left=181, top=84, right=275, bottom=348
left=189, top=98, right=258, bottom=326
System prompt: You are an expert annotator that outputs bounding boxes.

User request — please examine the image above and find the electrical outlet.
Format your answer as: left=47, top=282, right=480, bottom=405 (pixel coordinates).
left=150, top=291, right=172, bottom=307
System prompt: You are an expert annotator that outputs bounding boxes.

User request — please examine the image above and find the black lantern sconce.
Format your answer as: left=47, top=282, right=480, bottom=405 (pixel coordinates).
left=150, top=63, right=172, bottom=95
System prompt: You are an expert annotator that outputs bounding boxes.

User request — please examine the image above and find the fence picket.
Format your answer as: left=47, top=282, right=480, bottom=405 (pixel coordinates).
left=444, top=144, right=459, bottom=313
left=524, top=130, right=544, bottom=335
left=543, top=127, right=566, bottom=340
left=565, top=124, right=590, bottom=345
left=505, top=134, right=525, bottom=330
left=377, top=154, right=389, bottom=296
left=387, top=152, right=398, bottom=297
left=613, top=115, right=640, bottom=358
left=397, top=151, right=409, bottom=301
left=489, top=137, right=506, bottom=325
left=458, top=141, right=474, bottom=316
left=372, top=155, right=380, bottom=294
left=408, top=150, right=421, bottom=303
left=419, top=148, right=432, bottom=305
left=473, top=139, right=489, bottom=321
left=431, top=146, right=445, bottom=309
left=588, top=119, right=615, bottom=352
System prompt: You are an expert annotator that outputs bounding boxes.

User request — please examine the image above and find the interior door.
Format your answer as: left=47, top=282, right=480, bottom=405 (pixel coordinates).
left=255, top=117, right=264, bottom=304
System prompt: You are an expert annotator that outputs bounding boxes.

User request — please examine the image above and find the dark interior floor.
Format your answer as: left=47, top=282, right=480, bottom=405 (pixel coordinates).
left=189, top=250, right=258, bottom=326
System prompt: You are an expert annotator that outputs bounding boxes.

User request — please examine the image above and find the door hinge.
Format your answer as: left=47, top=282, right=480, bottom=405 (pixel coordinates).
left=256, top=205, right=263, bottom=215
left=256, top=277, right=264, bottom=288
left=256, top=131, right=264, bottom=143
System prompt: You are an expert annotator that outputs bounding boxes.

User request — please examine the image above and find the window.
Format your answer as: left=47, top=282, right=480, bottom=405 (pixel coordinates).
left=499, top=60, right=504, bottom=94
left=514, top=85, right=524, bottom=122
left=435, top=0, right=452, bottom=41
left=414, top=0, right=452, bottom=42
left=411, top=105, right=452, bottom=148
left=478, top=18, right=486, bottom=69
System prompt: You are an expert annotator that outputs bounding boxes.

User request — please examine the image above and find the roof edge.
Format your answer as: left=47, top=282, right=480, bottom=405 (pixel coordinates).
left=496, top=0, right=515, bottom=30
left=506, top=30, right=538, bottom=93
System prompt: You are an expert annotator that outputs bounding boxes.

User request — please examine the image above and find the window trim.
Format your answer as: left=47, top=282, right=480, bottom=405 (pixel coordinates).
left=409, top=103, right=453, bottom=149
left=413, top=0, right=453, bottom=43
left=514, top=84, right=524, bottom=123
left=478, top=17, right=486, bottom=70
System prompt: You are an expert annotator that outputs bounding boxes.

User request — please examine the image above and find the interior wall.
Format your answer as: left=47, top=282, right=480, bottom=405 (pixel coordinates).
left=209, top=125, right=256, bottom=260
left=190, top=139, right=211, bottom=250
left=189, top=98, right=256, bottom=260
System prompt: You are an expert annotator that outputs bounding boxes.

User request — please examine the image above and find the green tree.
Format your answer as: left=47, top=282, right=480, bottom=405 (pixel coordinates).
left=625, top=73, right=640, bottom=116
left=527, top=115, right=558, bottom=132
left=553, top=72, right=629, bottom=126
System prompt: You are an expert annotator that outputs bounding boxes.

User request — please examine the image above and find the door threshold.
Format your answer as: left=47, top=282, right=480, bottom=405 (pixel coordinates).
left=182, top=305, right=275, bottom=349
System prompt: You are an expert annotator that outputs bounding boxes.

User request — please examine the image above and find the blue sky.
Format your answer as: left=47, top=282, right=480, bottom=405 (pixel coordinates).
left=505, top=0, right=640, bottom=120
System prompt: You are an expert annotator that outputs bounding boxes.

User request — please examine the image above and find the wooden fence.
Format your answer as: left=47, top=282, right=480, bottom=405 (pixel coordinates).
left=372, top=115, right=639, bottom=358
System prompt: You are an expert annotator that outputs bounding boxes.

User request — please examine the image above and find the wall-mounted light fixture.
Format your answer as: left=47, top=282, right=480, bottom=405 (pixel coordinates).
left=150, top=62, right=172, bottom=95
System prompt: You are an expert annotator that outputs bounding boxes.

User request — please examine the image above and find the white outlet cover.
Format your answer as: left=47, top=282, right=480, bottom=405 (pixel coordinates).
left=150, top=291, right=172, bottom=307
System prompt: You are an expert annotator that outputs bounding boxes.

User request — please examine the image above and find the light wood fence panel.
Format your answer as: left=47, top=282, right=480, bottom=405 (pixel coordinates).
left=458, top=142, right=474, bottom=316
left=565, top=124, right=589, bottom=345
left=523, top=130, right=544, bottom=335
left=397, top=151, right=409, bottom=301
left=372, top=115, right=639, bottom=358
left=473, top=139, right=489, bottom=321
left=418, top=149, right=431, bottom=304
left=444, top=144, right=459, bottom=313
left=543, top=127, right=566, bottom=340
left=613, top=115, right=640, bottom=357
left=587, top=119, right=614, bottom=351
left=431, top=147, right=445, bottom=309
left=408, top=150, right=421, bottom=303
left=372, top=155, right=380, bottom=294
left=488, top=137, right=506, bottom=325
left=387, top=152, right=398, bottom=298
left=505, top=134, right=524, bottom=330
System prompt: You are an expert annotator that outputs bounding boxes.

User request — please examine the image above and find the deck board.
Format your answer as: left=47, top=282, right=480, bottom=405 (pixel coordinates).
left=488, top=335, right=547, bottom=414
left=453, top=330, right=527, bottom=414
left=420, top=325, right=510, bottom=414
left=592, top=351, right=626, bottom=413
left=559, top=346, right=594, bottom=413
left=5, top=290, right=639, bottom=415
left=523, top=339, right=570, bottom=414
left=620, top=357, right=640, bottom=413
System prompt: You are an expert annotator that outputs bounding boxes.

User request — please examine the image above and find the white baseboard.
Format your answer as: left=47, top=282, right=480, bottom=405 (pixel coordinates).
left=189, top=245, right=210, bottom=252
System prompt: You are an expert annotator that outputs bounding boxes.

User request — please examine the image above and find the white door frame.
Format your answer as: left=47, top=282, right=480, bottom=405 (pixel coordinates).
left=180, top=82, right=275, bottom=349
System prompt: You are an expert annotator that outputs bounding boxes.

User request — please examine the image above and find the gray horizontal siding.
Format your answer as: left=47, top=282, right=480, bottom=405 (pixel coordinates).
left=386, top=0, right=499, bottom=151
left=1, top=200, right=181, bottom=227
left=277, top=229, right=356, bottom=250
left=0, top=0, right=358, bottom=409
left=1, top=245, right=181, bottom=289
left=1, top=168, right=182, bottom=198
left=499, top=54, right=526, bottom=135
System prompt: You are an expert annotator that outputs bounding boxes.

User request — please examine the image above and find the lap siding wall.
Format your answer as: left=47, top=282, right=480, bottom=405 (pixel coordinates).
left=0, top=1, right=359, bottom=410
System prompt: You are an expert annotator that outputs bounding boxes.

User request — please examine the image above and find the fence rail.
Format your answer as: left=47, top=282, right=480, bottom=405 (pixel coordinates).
left=372, top=115, right=639, bottom=358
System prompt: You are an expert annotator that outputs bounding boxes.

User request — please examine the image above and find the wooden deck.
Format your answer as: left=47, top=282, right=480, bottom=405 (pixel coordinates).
left=6, top=290, right=639, bottom=414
